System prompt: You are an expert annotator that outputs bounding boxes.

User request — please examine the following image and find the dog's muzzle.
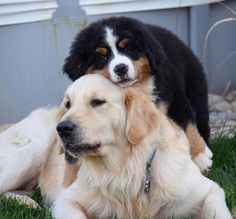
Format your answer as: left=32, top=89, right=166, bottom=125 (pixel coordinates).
left=57, top=120, right=101, bottom=158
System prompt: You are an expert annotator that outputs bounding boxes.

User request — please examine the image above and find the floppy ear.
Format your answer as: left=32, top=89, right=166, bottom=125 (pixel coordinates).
left=63, top=50, right=88, bottom=81
left=145, top=44, right=166, bottom=74
left=63, top=31, right=90, bottom=81
left=125, top=88, right=159, bottom=145
left=63, top=55, right=82, bottom=81
left=134, top=24, right=166, bottom=73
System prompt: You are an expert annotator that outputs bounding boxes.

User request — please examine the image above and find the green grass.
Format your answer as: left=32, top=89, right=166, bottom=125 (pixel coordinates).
left=207, top=135, right=236, bottom=218
left=0, top=136, right=236, bottom=219
left=0, top=188, right=52, bottom=219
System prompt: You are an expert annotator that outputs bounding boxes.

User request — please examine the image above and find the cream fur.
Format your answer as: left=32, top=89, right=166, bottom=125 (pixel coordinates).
left=0, top=107, right=58, bottom=193
left=0, top=74, right=231, bottom=219
left=52, top=74, right=232, bottom=219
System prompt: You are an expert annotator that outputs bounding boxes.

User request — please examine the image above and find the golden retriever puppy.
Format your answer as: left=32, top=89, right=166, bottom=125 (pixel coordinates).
left=51, top=74, right=231, bottom=219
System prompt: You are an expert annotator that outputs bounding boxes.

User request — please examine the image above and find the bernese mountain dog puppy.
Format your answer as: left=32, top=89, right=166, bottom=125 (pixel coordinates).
left=63, top=16, right=212, bottom=171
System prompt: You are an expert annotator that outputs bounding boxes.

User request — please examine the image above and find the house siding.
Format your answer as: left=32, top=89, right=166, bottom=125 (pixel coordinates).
left=0, top=0, right=235, bottom=123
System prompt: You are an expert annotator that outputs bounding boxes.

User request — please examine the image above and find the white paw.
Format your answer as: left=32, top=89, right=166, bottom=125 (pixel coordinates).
left=3, top=192, right=38, bottom=208
left=193, top=146, right=213, bottom=172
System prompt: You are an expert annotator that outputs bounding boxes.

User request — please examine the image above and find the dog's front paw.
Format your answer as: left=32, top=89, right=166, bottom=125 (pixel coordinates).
left=3, top=192, right=38, bottom=208
left=193, top=146, right=213, bottom=172
left=53, top=211, right=87, bottom=219
left=53, top=198, right=87, bottom=219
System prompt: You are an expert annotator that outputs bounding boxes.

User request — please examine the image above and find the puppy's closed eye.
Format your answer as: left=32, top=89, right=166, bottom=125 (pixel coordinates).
left=90, top=99, right=106, bottom=108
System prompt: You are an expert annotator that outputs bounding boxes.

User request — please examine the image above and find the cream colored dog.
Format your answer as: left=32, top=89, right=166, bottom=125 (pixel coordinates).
left=47, top=74, right=231, bottom=219
left=0, top=74, right=232, bottom=218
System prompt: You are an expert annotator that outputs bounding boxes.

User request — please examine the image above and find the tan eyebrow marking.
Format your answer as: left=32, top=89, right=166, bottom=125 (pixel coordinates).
left=118, top=39, right=128, bottom=49
left=96, top=47, right=108, bottom=56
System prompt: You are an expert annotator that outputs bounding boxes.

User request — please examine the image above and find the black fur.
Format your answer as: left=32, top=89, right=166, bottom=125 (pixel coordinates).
left=63, top=16, right=210, bottom=144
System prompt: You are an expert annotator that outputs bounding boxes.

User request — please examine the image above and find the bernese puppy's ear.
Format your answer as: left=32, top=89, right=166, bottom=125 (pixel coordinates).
left=143, top=35, right=166, bottom=73
left=63, top=49, right=87, bottom=81
left=134, top=23, right=166, bottom=73
left=63, top=55, right=82, bottom=81
left=63, top=32, right=89, bottom=81
left=125, top=87, right=159, bottom=145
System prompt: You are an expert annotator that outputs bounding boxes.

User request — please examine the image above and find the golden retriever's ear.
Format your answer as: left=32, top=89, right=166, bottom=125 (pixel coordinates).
left=125, top=88, right=159, bottom=145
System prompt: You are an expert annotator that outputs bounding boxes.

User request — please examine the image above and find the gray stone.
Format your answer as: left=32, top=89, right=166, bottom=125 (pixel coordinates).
left=208, top=94, right=224, bottom=107
left=230, top=101, right=236, bottom=112
left=210, top=112, right=231, bottom=121
left=209, top=100, right=231, bottom=112
left=225, top=112, right=236, bottom=120
left=225, top=120, right=236, bottom=127
left=226, top=91, right=236, bottom=102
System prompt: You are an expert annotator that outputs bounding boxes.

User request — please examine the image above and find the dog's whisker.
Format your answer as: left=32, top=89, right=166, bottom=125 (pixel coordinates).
left=65, top=150, right=78, bottom=158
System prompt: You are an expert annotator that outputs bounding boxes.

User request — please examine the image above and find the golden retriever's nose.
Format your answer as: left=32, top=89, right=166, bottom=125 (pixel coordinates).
left=57, top=120, right=76, bottom=138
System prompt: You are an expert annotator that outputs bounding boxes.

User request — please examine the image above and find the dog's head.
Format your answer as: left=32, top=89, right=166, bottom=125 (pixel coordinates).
left=63, top=17, right=165, bottom=87
left=57, top=74, right=159, bottom=163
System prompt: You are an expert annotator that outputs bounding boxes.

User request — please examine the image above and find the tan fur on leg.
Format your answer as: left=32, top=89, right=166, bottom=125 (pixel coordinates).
left=186, top=123, right=213, bottom=172
left=186, top=123, right=205, bottom=158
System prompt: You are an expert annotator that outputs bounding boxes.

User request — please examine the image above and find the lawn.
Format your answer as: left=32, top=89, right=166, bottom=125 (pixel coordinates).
left=0, top=135, right=236, bottom=219
left=206, top=135, right=236, bottom=218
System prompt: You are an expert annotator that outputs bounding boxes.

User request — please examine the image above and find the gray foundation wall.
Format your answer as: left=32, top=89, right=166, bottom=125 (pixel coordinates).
left=0, top=0, right=235, bottom=123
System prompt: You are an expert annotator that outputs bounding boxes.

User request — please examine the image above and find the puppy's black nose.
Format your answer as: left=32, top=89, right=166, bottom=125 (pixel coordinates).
left=114, top=64, right=128, bottom=78
left=57, top=120, right=76, bottom=137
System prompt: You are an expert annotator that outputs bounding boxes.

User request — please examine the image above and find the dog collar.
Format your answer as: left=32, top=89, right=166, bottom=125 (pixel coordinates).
left=144, top=148, right=157, bottom=193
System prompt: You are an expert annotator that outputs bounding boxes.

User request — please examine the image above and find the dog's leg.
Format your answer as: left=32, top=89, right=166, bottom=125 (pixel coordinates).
left=0, top=108, right=58, bottom=193
left=53, top=188, right=87, bottom=219
left=183, top=65, right=212, bottom=171
left=0, top=154, right=38, bottom=192
left=196, top=181, right=232, bottom=219
left=186, top=124, right=213, bottom=172
left=167, top=93, right=212, bottom=172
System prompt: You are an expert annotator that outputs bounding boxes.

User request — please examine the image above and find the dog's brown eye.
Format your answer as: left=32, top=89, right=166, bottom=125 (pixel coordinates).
left=65, top=100, right=71, bottom=109
left=96, top=47, right=108, bottom=56
left=90, top=99, right=106, bottom=108
left=118, top=39, right=128, bottom=49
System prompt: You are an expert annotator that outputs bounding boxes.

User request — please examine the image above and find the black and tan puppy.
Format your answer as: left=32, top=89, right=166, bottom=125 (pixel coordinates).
left=63, top=16, right=212, bottom=171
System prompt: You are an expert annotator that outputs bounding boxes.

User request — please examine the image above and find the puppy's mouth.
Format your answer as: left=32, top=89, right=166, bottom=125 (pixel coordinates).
left=117, top=78, right=138, bottom=87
